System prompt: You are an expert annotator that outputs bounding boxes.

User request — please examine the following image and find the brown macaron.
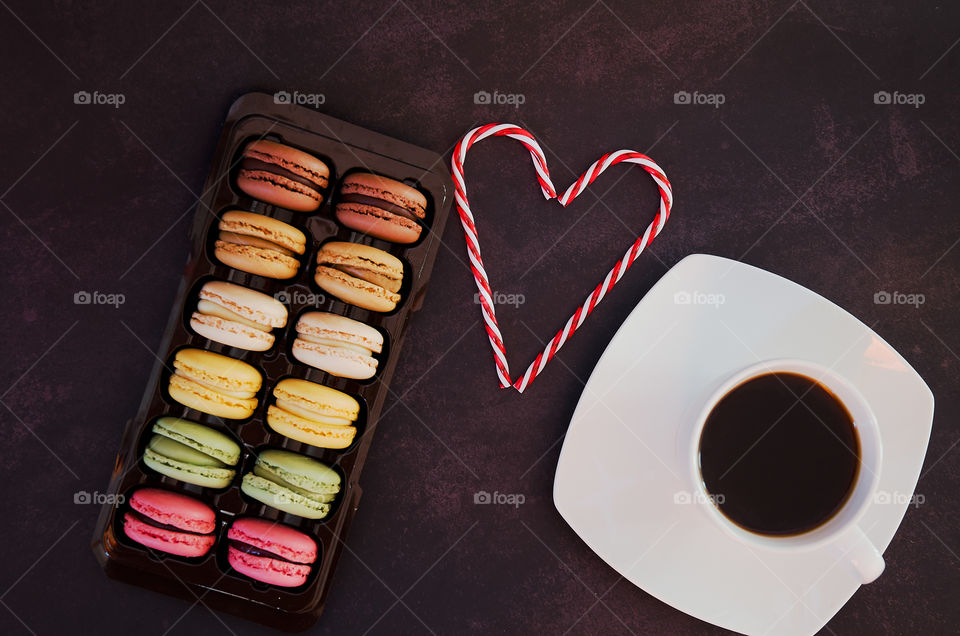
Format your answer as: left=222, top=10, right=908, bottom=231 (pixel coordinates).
left=214, top=211, right=306, bottom=279
left=314, top=242, right=404, bottom=312
left=335, top=173, right=427, bottom=244
left=236, top=140, right=330, bottom=212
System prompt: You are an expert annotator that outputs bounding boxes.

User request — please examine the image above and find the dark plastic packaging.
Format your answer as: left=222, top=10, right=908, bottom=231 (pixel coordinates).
left=91, top=92, right=453, bottom=631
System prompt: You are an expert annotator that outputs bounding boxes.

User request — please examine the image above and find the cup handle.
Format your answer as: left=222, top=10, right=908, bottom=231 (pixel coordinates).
left=835, top=525, right=885, bottom=584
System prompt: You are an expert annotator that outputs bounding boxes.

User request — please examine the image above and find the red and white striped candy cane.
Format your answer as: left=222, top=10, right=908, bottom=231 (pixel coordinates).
left=451, top=124, right=673, bottom=392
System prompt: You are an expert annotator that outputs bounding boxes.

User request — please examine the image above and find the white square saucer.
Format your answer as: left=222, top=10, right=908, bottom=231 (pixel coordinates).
left=553, top=254, right=934, bottom=635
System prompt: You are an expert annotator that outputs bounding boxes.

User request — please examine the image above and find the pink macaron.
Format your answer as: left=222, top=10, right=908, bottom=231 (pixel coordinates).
left=123, top=488, right=217, bottom=558
left=227, top=518, right=318, bottom=588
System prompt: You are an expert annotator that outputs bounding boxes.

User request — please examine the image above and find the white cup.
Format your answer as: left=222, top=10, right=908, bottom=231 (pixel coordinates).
left=687, top=359, right=885, bottom=584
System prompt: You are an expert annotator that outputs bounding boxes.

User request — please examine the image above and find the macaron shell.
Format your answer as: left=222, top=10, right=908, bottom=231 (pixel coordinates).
left=272, top=378, right=360, bottom=420
left=214, top=241, right=300, bottom=279
left=191, top=313, right=275, bottom=351
left=267, top=405, right=357, bottom=450
left=227, top=545, right=311, bottom=587
left=168, top=374, right=258, bottom=419
left=335, top=204, right=422, bottom=244
left=258, top=449, right=341, bottom=489
left=130, top=488, right=217, bottom=533
left=153, top=417, right=241, bottom=465
left=296, top=311, right=384, bottom=352
left=173, top=349, right=262, bottom=393
left=237, top=171, right=323, bottom=212
left=148, top=434, right=226, bottom=467
left=218, top=210, right=307, bottom=254
left=228, top=517, right=317, bottom=563
left=217, top=231, right=299, bottom=256
left=292, top=338, right=377, bottom=379
left=143, top=447, right=236, bottom=489
left=314, top=266, right=400, bottom=312
left=241, top=473, right=332, bottom=519
left=199, top=280, right=287, bottom=327
left=124, top=512, right=215, bottom=558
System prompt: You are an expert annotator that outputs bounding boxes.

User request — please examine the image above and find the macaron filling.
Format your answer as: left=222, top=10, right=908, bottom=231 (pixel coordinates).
left=317, top=259, right=403, bottom=295
left=195, top=300, right=271, bottom=332
left=148, top=436, right=228, bottom=467
left=229, top=540, right=298, bottom=562
left=240, top=158, right=326, bottom=191
left=296, top=333, right=375, bottom=356
left=252, top=463, right=338, bottom=503
left=217, top=231, right=298, bottom=258
left=328, top=263, right=402, bottom=293
left=339, top=193, right=423, bottom=223
left=173, top=369, right=258, bottom=398
left=243, top=144, right=329, bottom=189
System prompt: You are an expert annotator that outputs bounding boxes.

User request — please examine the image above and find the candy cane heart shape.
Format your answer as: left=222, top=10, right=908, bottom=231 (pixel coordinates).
left=451, top=123, right=673, bottom=392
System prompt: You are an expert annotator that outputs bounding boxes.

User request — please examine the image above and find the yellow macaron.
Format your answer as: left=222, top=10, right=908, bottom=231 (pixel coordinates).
left=168, top=348, right=262, bottom=419
left=267, top=378, right=359, bottom=449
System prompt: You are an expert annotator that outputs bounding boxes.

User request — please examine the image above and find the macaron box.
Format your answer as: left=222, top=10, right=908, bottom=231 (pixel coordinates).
left=91, top=92, right=452, bottom=630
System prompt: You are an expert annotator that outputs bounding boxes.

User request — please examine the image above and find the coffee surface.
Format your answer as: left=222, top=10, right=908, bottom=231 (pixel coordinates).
left=699, top=372, right=860, bottom=536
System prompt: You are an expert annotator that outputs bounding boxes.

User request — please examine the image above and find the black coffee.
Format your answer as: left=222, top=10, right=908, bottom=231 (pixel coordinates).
left=698, top=372, right=860, bottom=536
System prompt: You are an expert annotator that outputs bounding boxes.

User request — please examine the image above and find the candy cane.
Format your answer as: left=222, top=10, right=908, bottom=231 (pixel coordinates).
left=451, top=124, right=673, bottom=392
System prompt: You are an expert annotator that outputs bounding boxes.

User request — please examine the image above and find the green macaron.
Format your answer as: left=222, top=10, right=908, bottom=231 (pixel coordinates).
left=240, top=448, right=341, bottom=519
left=143, top=417, right=241, bottom=489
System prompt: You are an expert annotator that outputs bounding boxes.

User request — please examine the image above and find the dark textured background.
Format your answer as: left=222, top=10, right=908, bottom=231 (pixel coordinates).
left=1, top=1, right=958, bottom=634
